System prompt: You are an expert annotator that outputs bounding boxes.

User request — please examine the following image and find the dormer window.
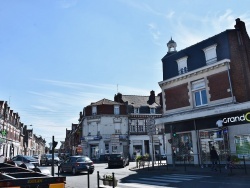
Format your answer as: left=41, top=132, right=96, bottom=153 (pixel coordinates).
left=176, top=56, right=188, bottom=75
left=114, top=105, right=120, bottom=115
left=134, top=108, right=139, bottom=114
left=92, top=106, right=97, bottom=115
left=203, top=44, right=217, bottom=64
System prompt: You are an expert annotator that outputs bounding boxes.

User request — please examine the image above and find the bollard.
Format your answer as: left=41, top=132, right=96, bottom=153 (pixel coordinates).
left=184, top=157, right=186, bottom=172
left=97, top=171, right=100, bottom=188
left=243, top=156, right=247, bottom=174
left=112, top=172, right=115, bottom=188
left=87, top=167, right=90, bottom=188
left=218, top=159, right=221, bottom=173
left=57, top=166, right=59, bottom=177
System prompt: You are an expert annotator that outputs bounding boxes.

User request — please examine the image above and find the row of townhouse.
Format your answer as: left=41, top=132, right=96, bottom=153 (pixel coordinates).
left=61, top=18, right=250, bottom=165
left=61, top=91, right=164, bottom=160
left=0, top=101, right=46, bottom=160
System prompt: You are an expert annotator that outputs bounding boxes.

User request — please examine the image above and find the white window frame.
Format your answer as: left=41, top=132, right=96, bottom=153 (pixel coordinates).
left=176, top=56, right=188, bottom=75
left=203, top=44, right=217, bottom=65
left=138, top=119, right=144, bottom=132
left=191, top=79, right=208, bottom=107
left=130, top=119, right=137, bottom=132
left=92, top=106, right=97, bottom=115
left=134, top=108, right=139, bottom=114
left=114, top=105, right=120, bottom=115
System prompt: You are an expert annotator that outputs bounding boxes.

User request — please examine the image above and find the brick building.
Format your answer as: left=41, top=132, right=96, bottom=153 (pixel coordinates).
left=156, top=18, right=250, bottom=165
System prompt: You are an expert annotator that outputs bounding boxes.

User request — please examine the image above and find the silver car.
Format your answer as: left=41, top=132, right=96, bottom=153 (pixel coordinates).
left=40, top=154, right=60, bottom=166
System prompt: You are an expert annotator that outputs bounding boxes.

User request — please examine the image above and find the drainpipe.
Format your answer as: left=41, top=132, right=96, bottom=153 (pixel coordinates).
left=226, top=61, right=234, bottom=103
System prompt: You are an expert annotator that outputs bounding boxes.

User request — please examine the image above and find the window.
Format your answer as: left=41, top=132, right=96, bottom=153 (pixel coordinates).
left=114, top=105, right=120, bottom=115
left=138, top=120, right=144, bottom=132
left=134, top=108, right=139, bottom=114
left=203, top=44, right=217, bottom=64
left=92, top=106, right=97, bottom=115
left=192, top=79, right=208, bottom=107
left=115, top=129, right=121, bottom=134
left=150, top=108, right=155, bottom=114
left=176, top=56, right=188, bottom=75
left=130, top=119, right=137, bottom=132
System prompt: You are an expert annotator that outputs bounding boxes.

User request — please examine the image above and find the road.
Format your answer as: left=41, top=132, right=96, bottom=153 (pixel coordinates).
left=41, top=162, right=250, bottom=188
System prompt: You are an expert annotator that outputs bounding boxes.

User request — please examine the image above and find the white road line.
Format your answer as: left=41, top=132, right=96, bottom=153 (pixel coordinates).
left=140, top=177, right=181, bottom=183
left=127, top=179, right=170, bottom=186
left=154, top=176, right=193, bottom=181
left=170, top=174, right=212, bottom=178
left=118, top=182, right=175, bottom=188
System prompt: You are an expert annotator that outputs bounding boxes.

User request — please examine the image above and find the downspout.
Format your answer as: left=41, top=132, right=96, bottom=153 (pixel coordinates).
left=226, top=61, right=234, bottom=103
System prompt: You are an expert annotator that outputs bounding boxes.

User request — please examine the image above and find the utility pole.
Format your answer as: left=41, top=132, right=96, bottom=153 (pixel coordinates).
left=170, top=125, right=175, bottom=168
left=51, top=136, right=58, bottom=176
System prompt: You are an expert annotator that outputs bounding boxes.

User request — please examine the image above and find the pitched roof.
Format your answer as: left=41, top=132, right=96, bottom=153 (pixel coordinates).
left=121, top=95, right=161, bottom=108
left=91, top=98, right=122, bottom=106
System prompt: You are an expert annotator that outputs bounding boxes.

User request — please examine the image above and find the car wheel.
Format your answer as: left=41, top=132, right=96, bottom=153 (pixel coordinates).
left=72, top=167, right=77, bottom=175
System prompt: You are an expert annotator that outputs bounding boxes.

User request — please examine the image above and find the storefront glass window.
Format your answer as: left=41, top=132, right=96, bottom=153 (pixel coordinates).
left=234, top=135, right=250, bottom=159
left=172, top=132, right=193, bottom=164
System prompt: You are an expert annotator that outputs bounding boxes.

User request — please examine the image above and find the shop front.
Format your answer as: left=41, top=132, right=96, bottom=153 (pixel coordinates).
left=164, top=110, right=250, bottom=165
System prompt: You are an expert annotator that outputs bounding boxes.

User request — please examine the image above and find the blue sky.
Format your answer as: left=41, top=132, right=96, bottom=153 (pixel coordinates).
left=0, top=0, right=250, bottom=147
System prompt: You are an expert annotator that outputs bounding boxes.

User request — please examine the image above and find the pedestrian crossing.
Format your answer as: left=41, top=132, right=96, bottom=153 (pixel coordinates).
left=100, top=174, right=211, bottom=188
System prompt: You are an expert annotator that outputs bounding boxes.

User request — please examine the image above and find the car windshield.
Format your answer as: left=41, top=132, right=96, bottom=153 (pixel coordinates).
left=110, top=154, right=122, bottom=159
left=25, top=156, right=37, bottom=161
left=76, top=157, right=91, bottom=162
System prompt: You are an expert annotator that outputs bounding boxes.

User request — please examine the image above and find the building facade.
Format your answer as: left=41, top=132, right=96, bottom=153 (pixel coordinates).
left=157, top=19, right=250, bottom=164
left=0, top=101, right=46, bottom=159
left=114, top=91, right=164, bottom=159
left=157, top=18, right=250, bottom=165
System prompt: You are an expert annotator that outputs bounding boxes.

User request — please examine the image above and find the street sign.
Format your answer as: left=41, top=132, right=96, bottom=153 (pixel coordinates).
left=146, top=117, right=156, bottom=136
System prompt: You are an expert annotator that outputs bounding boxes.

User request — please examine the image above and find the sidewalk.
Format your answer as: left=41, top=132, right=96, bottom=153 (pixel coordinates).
left=128, top=161, right=250, bottom=177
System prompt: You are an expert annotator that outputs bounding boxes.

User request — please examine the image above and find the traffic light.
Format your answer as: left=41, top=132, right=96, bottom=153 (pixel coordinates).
left=172, top=126, right=177, bottom=137
left=53, top=141, right=58, bottom=149
left=168, top=139, right=172, bottom=144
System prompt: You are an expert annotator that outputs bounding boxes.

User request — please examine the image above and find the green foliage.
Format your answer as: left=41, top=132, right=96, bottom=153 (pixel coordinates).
left=231, top=155, right=240, bottom=163
left=103, top=174, right=116, bottom=181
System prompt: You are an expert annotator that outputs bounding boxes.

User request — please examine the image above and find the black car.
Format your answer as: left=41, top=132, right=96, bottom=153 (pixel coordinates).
left=108, top=153, right=129, bottom=168
left=9, top=155, right=39, bottom=169
left=40, top=154, right=60, bottom=166
left=59, top=155, right=94, bottom=175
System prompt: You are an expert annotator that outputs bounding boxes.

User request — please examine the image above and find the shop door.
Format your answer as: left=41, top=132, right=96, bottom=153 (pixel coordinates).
left=199, top=127, right=229, bottom=166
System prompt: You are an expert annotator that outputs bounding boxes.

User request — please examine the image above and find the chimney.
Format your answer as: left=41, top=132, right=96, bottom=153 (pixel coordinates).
left=147, top=90, right=155, bottom=105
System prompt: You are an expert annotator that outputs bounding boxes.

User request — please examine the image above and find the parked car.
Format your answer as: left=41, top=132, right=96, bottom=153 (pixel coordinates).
left=108, top=153, right=129, bottom=168
left=40, top=154, right=60, bottom=166
left=59, top=155, right=94, bottom=175
left=8, top=155, right=39, bottom=169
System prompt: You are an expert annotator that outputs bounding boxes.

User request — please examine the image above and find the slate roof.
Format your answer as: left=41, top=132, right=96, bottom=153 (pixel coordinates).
left=121, top=95, right=161, bottom=108
left=91, top=98, right=122, bottom=106
left=161, top=30, right=231, bottom=80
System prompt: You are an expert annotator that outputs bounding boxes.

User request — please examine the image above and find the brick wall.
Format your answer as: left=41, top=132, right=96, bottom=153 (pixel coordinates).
left=228, top=19, right=250, bottom=102
left=207, top=71, right=231, bottom=101
left=164, top=83, right=189, bottom=110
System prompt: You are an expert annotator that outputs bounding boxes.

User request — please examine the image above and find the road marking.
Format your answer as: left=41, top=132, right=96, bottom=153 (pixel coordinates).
left=170, top=174, right=212, bottom=178
left=140, top=177, right=181, bottom=183
left=118, top=182, right=176, bottom=188
left=127, top=179, right=170, bottom=186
